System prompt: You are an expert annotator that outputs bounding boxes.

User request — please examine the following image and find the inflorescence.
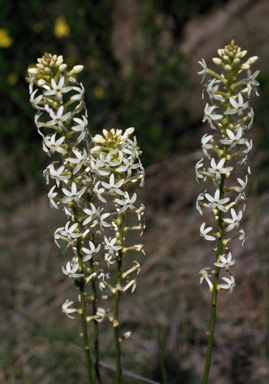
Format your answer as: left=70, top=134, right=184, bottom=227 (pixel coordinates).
left=26, top=53, right=145, bottom=327
left=196, top=40, right=259, bottom=294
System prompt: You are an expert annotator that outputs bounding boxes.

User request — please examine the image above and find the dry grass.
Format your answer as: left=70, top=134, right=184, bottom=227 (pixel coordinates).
left=1, top=143, right=269, bottom=384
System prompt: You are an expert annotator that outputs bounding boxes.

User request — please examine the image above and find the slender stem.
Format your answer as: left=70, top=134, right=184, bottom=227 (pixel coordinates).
left=74, top=203, right=94, bottom=384
left=202, top=141, right=228, bottom=383
left=89, top=256, right=102, bottom=383
left=114, top=214, right=125, bottom=384
left=202, top=188, right=224, bottom=383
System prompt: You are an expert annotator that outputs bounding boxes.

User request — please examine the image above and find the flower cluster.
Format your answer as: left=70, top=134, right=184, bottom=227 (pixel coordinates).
left=196, top=41, right=259, bottom=294
left=26, top=53, right=145, bottom=327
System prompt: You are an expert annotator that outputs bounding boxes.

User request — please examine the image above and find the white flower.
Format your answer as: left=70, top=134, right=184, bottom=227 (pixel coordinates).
left=44, top=76, right=73, bottom=103
left=218, top=276, right=235, bottom=294
left=93, top=181, right=107, bottom=203
left=101, top=173, right=125, bottom=196
left=62, top=299, right=77, bottom=319
left=199, top=267, right=213, bottom=290
left=205, top=189, right=230, bottom=212
left=104, top=237, right=122, bottom=255
left=54, top=226, right=64, bottom=248
left=242, top=139, right=253, bottom=154
left=127, top=136, right=142, bottom=158
left=82, top=203, right=101, bottom=226
left=214, top=252, right=236, bottom=271
left=223, top=208, right=242, bottom=232
left=48, top=185, right=59, bottom=209
left=202, top=103, right=223, bottom=129
left=115, top=157, right=141, bottom=180
left=123, top=279, right=136, bottom=293
left=67, top=148, right=88, bottom=175
left=99, top=213, right=111, bottom=231
left=220, top=127, right=247, bottom=149
left=242, top=69, right=260, bottom=97
left=208, top=158, right=233, bottom=182
left=60, top=221, right=82, bottom=241
left=233, top=176, right=248, bottom=193
left=49, top=164, right=71, bottom=187
left=70, top=82, right=85, bottom=101
left=109, top=142, right=133, bottom=162
left=224, top=93, right=249, bottom=116
left=115, top=192, right=138, bottom=214
left=198, top=58, right=207, bottom=83
left=30, top=89, right=44, bottom=110
left=195, top=158, right=205, bottom=183
left=46, top=105, right=71, bottom=129
left=71, top=115, right=88, bottom=142
left=81, top=241, right=101, bottom=262
left=239, top=228, right=246, bottom=246
left=196, top=191, right=206, bottom=215
left=62, top=261, right=84, bottom=278
left=201, top=134, right=213, bottom=159
left=62, top=182, right=86, bottom=204
left=44, top=133, right=68, bottom=155
left=200, top=222, right=215, bottom=241
left=96, top=152, right=121, bottom=174
left=95, top=307, right=106, bottom=323
left=34, top=110, right=44, bottom=129
left=206, top=79, right=224, bottom=102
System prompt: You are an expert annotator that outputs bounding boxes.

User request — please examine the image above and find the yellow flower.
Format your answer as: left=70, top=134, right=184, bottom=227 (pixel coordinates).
left=33, top=23, right=43, bottom=33
left=54, top=17, right=70, bottom=38
left=90, top=59, right=100, bottom=70
left=0, top=29, right=12, bottom=48
left=94, top=87, right=105, bottom=100
left=7, top=73, right=18, bottom=86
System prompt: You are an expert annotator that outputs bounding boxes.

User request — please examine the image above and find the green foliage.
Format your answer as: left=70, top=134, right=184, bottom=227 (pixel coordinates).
left=0, top=0, right=197, bottom=188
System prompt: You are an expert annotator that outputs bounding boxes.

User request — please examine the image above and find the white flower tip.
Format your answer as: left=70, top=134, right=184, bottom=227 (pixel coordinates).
left=247, top=56, right=258, bottom=65
left=212, top=57, right=222, bottom=66
left=73, top=65, right=84, bottom=73
left=59, top=63, right=67, bottom=72
left=126, top=127, right=135, bottom=135
left=28, top=67, right=39, bottom=74
left=240, top=50, right=248, bottom=58
left=224, top=64, right=232, bottom=72
left=37, top=79, right=47, bottom=86
left=241, top=63, right=250, bottom=70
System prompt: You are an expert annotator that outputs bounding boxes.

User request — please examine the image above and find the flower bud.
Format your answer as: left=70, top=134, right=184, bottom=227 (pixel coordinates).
left=59, top=64, right=67, bottom=72
left=73, top=65, right=84, bottom=73
left=44, top=67, right=51, bottom=74
left=212, top=57, right=223, bottom=66
left=28, top=67, right=39, bottom=74
left=247, top=56, right=258, bottom=64
left=224, top=64, right=232, bottom=72
left=241, top=63, right=250, bottom=70
left=233, top=58, right=240, bottom=66
left=37, top=79, right=46, bottom=86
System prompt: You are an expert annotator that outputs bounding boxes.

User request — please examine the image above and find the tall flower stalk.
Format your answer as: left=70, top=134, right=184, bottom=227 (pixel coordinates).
left=196, top=40, right=259, bottom=383
left=26, top=53, right=145, bottom=384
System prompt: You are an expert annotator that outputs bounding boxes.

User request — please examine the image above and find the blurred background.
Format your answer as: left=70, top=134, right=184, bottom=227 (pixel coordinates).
left=1, top=0, right=269, bottom=382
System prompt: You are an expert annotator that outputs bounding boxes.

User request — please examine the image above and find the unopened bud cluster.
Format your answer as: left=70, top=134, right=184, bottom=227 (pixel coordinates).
left=196, top=41, right=259, bottom=294
left=26, top=53, right=145, bottom=327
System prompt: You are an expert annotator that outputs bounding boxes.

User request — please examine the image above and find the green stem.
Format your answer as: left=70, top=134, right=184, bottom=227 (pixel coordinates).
left=202, top=140, right=229, bottom=383
left=202, top=178, right=225, bottom=384
left=74, top=203, right=94, bottom=384
left=202, top=71, right=233, bottom=382
left=89, top=256, right=101, bottom=383
left=114, top=214, right=125, bottom=384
